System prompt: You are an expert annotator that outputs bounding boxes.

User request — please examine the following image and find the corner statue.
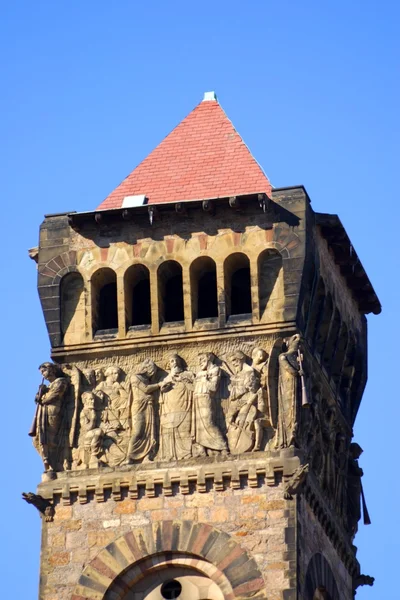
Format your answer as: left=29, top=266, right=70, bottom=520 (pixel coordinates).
left=275, top=334, right=303, bottom=448
left=29, top=362, right=69, bottom=473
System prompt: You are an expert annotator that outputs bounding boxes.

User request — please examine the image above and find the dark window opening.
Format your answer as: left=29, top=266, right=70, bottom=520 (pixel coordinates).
left=158, top=261, right=184, bottom=325
left=92, top=268, right=118, bottom=335
left=161, top=580, right=182, bottom=600
left=198, top=273, right=218, bottom=319
left=224, top=253, right=252, bottom=319
left=165, top=274, right=184, bottom=322
left=98, top=282, right=118, bottom=330
left=231, top=267, right=251, bottom=315
left=131, top=278, right=151, bottom=326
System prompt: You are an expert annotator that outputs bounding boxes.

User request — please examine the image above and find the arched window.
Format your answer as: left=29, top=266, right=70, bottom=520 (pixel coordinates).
left=91, top=268, right=118, bottom=334
left=60, top=271, right=85, bottom=344
left=190, top=257, right=218, bottom=322
left=158, top=261, right=184, bottom=324
left=224, top=253, right=252, bottom=319
left=305, top=553, right=338, bottom=600
left=258, top=249, right=283, bottom=320
left=124, top=264, right=151, bottom=329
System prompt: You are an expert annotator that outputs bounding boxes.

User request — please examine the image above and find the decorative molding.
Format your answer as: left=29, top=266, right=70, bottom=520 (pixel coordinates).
left=37, top=453, right=303, bottom=505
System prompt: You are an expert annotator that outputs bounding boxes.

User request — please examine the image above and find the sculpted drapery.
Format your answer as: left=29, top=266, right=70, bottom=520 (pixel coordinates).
left=30, top=362, right=68, bottom=472
left=192, top=352, right=227, bottom=456
left=30, top=341, right=309, bottom=469
left=159, top=354, right=194, bottom=461
left=125, top=359, right=159, bottom=463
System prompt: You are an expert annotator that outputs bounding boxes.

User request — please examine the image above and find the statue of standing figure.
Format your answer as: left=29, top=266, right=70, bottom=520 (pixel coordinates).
left=124, top=359, right=160, bottom=464
left=192, top=352, right=227, bottom=457
left=159, top=354, right=194, bottom=461
left=275, top=334, right=302, bottom=448
left=29, top=362, right=68, bottom=473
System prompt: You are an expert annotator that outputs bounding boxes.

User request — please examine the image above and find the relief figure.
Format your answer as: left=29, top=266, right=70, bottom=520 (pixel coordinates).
left=228, top=351, right=254, bottom=402
left=96, top=366, right=129, bottom=466
left=192, top=352, right=227, bottom=457
left=74, top=391, right=104, bottom=469
left=124, top=359, right=160, bottom=464
left=29, top=362, right=68, bottom=473
left=227, top=370, right=269, bottom=454
left=275, top=334, right=301, bottom=448
left=159, top=354, right=193, bottom=461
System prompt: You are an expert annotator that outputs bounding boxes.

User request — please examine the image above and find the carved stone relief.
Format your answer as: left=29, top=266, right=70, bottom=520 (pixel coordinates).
left=29, top=338, right=309, bottom=473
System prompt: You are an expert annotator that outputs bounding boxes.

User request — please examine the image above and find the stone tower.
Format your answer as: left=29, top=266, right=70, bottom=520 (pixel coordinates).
left=26, top=92, right=380, bottom=600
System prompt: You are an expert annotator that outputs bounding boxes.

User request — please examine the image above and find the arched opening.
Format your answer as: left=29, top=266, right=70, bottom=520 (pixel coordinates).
left=60, top=271, right=85, bottom=344
left=305, top=553, right=339, bottom=600
left=190, top=257, right=218, bottom=322
left=224, top=252, right=252, bottom=320
left=158, top=260, right=184, bottom=324
left=124, top=264, right=151, bottom=329
left=91, top=268, right=118, bottom=335
left=258, top=249, right=283, bottom=320
left=75, top=522, right=265, bottom=600
left=124, top=566, right=224, bottom=600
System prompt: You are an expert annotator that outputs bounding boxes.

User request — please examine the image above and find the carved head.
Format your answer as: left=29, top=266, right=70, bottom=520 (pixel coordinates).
left=168, top=354, right=184, bottom=372
left=285, top=334, right=301, bottom=352
left=82, top=391, right=96, bottom=409
left=104, top=366, right=121, bottom=384
left=94, top=367, right=105, bottom=384
left=138, top=359, right=157, bottom=378
left=39, top=362, right=58, bottom=381
left=350, top=442, right=363, bottom=459
left=198, top=352, right=215, bottom=370
left=251, top=347, right=268, bottom=365
left=230, top=350, right=246, bottom=373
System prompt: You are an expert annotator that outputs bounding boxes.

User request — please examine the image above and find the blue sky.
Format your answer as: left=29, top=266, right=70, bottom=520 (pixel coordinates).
left=1, top=1, right=398, bottom=597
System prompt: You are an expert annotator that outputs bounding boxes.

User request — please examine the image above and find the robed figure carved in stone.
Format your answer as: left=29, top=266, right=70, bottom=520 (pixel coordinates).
left=29, top=362, right=68, bottom=473
left=275, top=334, right=302, bottom=448
left=159, top=354, right=194, bottom=461
left=192, top=352, right=227, bottom=457
left=124, top=359, right=160, bottom=464
left=95, top=366, right=129, bottom=466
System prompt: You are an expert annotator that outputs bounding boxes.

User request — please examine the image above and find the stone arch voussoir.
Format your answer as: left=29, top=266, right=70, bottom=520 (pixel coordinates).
left=72, top=520, right=267, bottom=600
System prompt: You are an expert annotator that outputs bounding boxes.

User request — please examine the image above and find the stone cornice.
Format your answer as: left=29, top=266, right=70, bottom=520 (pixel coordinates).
left=37, top=450, right=302, bottom=505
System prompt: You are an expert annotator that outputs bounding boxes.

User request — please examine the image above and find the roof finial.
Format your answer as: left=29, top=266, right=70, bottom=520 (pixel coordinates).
left=203, top=91, right=217, bottom=102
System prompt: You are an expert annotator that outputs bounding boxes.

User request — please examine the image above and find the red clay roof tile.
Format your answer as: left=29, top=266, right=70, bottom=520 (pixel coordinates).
left=97, top=96, right=271, bottom=209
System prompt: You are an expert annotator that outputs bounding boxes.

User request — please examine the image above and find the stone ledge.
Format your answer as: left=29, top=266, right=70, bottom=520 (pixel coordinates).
left=37, top=452, right=302, bottom=506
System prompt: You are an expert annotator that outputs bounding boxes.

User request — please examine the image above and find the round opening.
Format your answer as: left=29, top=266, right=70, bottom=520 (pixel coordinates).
left=161, top=580, right=182, bottom=599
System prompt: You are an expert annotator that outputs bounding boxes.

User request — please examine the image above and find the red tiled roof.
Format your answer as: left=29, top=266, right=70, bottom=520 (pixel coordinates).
left=97, top=95, right=272, bottom=209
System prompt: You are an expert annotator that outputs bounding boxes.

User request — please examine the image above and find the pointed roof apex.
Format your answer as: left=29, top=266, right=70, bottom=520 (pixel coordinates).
left=97, top=95, right=271, bottom=209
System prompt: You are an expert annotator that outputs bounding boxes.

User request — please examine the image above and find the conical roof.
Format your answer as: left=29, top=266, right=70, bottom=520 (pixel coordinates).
left=97, top=92, right=271, bottom=209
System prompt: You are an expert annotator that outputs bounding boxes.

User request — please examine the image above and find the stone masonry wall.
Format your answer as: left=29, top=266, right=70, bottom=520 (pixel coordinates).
left=297, top=495, right=352, bottom=599
left=40, top=481, right=296, bottom=600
